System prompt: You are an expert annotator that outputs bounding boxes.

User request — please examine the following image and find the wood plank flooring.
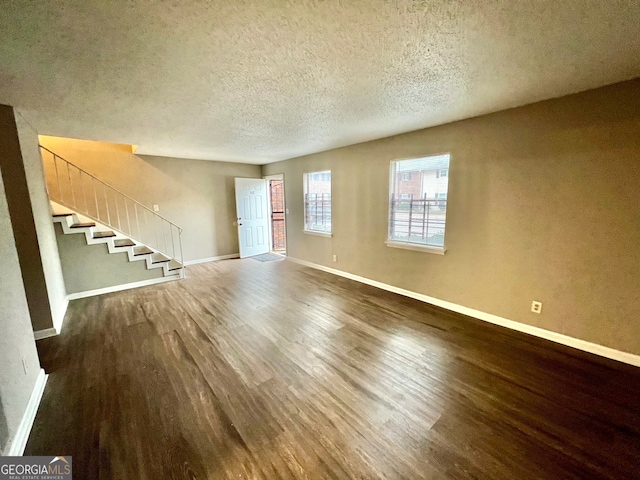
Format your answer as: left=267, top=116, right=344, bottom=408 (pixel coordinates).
left=26, top=258, right=640, bottom=479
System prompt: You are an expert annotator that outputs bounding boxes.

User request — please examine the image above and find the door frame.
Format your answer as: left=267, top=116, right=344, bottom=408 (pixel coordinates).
left=264, top=173, right=287, bottom=255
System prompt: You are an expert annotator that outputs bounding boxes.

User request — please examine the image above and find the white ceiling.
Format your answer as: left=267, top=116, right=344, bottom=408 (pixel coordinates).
left=1, top=1, right=639, bottom=165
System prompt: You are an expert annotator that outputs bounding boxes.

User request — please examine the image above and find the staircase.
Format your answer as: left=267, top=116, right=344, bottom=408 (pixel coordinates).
left=40, top=146, right=185, bottom=280
left=52, top=202, right=183, bottom=278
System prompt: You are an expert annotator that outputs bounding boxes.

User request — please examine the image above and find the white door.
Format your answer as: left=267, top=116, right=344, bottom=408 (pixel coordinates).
left=235, top=178, right=270, bottom=258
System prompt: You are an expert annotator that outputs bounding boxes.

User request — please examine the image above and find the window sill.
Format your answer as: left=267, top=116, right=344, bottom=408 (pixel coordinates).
left=304, top=230, right=332, bottom=238
left=385, top=241, right=446, bottom=255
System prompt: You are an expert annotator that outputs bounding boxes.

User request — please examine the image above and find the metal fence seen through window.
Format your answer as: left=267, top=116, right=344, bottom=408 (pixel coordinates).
left=389, top=194, right=446, bottom=247
left=304, top=193, right=332, bottom=233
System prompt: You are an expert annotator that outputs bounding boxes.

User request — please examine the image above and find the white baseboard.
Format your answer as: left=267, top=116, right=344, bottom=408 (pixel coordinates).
left=184, top=253, right=239, bottom=266
left=286, top=257, right=640, bottom=368
left=67, top=275, right=179, bottom=300
left=4, top=369, right=48, bottom=456
left=34, top=328, right=58, bottom=340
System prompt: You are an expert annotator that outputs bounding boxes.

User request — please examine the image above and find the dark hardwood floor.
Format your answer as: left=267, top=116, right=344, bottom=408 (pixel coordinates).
left=27, top=258, right=640, bottom=479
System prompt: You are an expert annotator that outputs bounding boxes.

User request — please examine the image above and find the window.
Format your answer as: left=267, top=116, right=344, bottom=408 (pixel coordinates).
left=304, top=170, right=331, bottom=234
left=401, top=173, right=411, bottom=181
left=388, top=154, right=450, bottom=249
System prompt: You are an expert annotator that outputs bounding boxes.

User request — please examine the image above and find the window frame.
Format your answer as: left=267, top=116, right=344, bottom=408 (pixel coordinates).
left=386, top=154, right=450, bottom=254
left=303, top=170, right=332, bottom=236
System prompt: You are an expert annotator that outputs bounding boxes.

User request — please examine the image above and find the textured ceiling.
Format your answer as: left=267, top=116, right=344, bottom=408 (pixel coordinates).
left=1, top=1, right=640, bottom=164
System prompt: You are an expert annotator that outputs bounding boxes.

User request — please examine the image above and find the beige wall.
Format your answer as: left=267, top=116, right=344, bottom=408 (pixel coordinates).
left=38, top=137, right=262, bottom=262
left=264, top=79, right=640, bottom=356
left=0, top=105, right=59, bottom=332
left=14, top=113, right=67, bottom=331
left=0, top=161, right=41, bottom=455
left=54, top=224, right=163, bottom=294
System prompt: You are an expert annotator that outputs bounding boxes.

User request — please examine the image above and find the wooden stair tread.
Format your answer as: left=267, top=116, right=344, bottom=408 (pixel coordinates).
left=133, top=246, right=153, bottom=256
left=114, top=239, right=136, bottom=248
left=70, top=222, right=96, bottom=228
left=52, top=213, right=73, bottom=217
left=168, top=260, right=183, bottom=271
left=93, top=231, right=116, bottom=239
left=151, top=253, right=170, bottom=264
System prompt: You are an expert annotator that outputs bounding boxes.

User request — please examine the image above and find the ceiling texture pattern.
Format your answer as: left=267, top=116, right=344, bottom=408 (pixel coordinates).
left=1, top=0, right=639, bottom=164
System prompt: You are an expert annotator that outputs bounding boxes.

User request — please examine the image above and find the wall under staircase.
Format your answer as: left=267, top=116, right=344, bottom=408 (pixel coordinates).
left=54, top=223, right=164, bottom=295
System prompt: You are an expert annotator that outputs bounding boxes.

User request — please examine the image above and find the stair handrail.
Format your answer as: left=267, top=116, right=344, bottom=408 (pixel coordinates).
left=39, top=145, right=185, bottom=269
left=39, top=145, right=182, bottom=232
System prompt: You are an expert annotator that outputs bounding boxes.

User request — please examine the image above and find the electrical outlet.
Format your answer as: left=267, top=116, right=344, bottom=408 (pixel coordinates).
left=333, top=254, right=337, bottom=262
left=285, top=208, right=290, bottom=214
left=531, top=301, right=542, bottom=314
left=22, top=356, right=28, bottom=375
left=153, top=204, right=160, bottom=212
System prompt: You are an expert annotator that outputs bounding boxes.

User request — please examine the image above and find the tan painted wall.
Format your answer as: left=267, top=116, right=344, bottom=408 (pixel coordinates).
left=263, top=79, right=640, bottom=356
left=0, top=161, right=41, bottom=455
left=54, top=224, right=163, bottom=294
left=0, top=105, right=55, bottom=332
left=14, top=113, right=67, bottom=331
left=38, top=137, right=262, bottom=262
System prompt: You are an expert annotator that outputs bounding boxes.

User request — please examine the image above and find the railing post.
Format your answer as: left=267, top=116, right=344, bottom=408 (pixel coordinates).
left=104, top=183, right=111, bottom=226
left=163, top=220, right=168, bottom=254
left=134, top=203, right=141, bottom=239
left=67, top=162, right=75, bottom=208
left=80, top=168, right=88, bottom=215
left=179, top=229, right=185, bottom=277
left=52, top=153, right=62, bottom=201
left=154, top=215, right=159, bottom=252
left=42, top=155, right=51, bottom=198
left=92, top=177, right=100, bottom=220
left=115, top=195, right=121, bottom=231
left=143, top=209, right=148, bottom=246
left=170, top=224, right=176, bottom=260
left=124, top=199, right=131, bottom=235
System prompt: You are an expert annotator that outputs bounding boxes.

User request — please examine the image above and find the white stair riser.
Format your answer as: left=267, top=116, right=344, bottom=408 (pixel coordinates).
left=52, top=214, right=184, bottom=279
